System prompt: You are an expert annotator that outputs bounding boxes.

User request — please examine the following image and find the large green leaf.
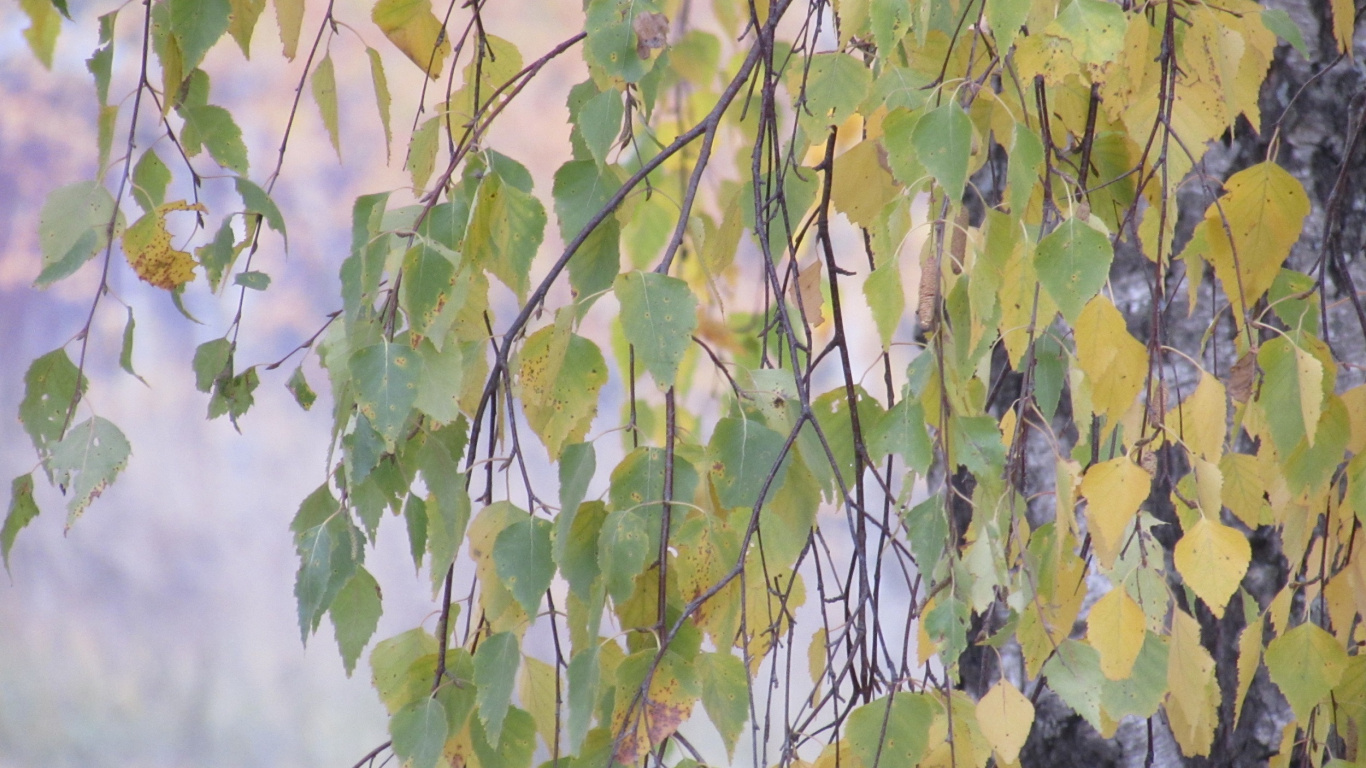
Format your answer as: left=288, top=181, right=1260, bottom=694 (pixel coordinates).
left=1034, top=217, right=1114, bottom=322
left=19, top=349, right=85, bottom=456
left=350, top=342, right=423, bottom=448
left=391, top=697, right=448, bottom=768
left=329, top=566, right=382, bottom=677
left=466, top=172, right=546, bottom=300
left=845, top=693, right=936, bottom=767
left=493, top=516, right=555, bottom=615
left=708, top=416, right=789, bottom=510
left=35, top=180, right=121, bottom=286
left=614, top=271, right=698, bottom=388
left=518, top=331, right=607, bottom=459
left=47, top=416, right=130, bottom=527
left=168, top=0, right=230, bottom=70
left=583, top=0, right=664, bottom=85
left=698, top=651, right=749, bottom=758
left=793, top=52, right=872, bottom=136
left=598, top=508, right=652, bottom=603
left=474, top=631, right=520, bottom=743
left=911, top=102, right=972, bottom=202
left=181, top=105, right=249, bottom=174
left=371, top=627, right=437, bottom=714
left=1266, top=622, right=1349, bottom=721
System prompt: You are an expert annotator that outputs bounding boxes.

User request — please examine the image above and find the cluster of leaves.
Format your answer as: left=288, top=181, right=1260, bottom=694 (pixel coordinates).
left=9, top=0, right=1366, bottom=767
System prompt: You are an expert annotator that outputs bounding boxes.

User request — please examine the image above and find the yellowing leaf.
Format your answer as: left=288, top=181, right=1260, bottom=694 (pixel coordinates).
left=311, top=53, right=341, bottom=159
left=1294, top=344, right=1323, bottom=447
left=1166, top=610, right=1218, bottom=756
left=1173, top=517, right=1249, bottom=619
left=796, top=259, right=825, bottom=327
left=1233, top=614, right=1262, bottom=725
left=372, top=0, right=451, bottom=79
left=274, top=0, right=303, bottom=59
left=1074, top=296, right=1148, bottom=431
left=1221, top=452, right=1269, bottom=527
left=1331, top=0, right=1355, bottom=57
left=517, top=656, right=557, bottom=749
left=1079, top=457, right=1150, bottom=569
left=1087, top=587, right=1145, bottom=680
left=975, top=679, right=1033, bottom=764
left=1202, top=162, right=1310, bottom=323
left=830, top=139, right=900, bottom=228
left=122, top=201, right=206, bottom=290
left=1167, top=373, right=1226, bottom=461
left=366, top=48, right=393, bottom=162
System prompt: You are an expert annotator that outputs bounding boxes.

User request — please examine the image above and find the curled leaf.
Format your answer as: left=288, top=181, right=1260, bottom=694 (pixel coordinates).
left=122, top=201, right=206, bottom=290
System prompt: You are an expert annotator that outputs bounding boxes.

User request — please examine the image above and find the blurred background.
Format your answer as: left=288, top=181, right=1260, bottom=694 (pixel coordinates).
left=0, top=2, right=585, bottom=765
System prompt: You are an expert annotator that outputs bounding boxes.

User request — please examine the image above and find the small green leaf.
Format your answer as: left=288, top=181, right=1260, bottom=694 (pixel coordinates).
left=19, top=349, right=85, bottom=456
left=1034, top=217, right=1113, bottom=322
left=391, top=698, right=448, bottom=768
left=168, top=0, right=230, bottom=70
left=227, top=0, right=265, bottom=57
left=560, top=501, right=606, bottom=600
left=294, top=510, right=362, bottom=641
left=598, top=508, right=651, bottom=603
left=234, top=177, right=287, bottom=246
left=577, top=87, right=624, bottom=167
left=367, top=47, right=393, bottom=161
left=286, top=365, right=316, bottom=410
left=566, top=647, right=600, bottom=752
left=793, top=52, right=872, bottom=135
left=3, top=475, right=41, bottom=572
left=350, top=342, right=424, bottom=448
left=866, top=396, right=933, bottom=476
left=1261, top=8, right=1309, bottom=59
left=47, top=416, right=131, bottom=527
left=863, top=261, right=904, bottom=349
left=474, top=631, right=520, bottom=744
left=329, top=566, right=382, bottom=676
left=419, top=434, right=470, bottom=594
left=553, top=160, right=623, bottom=244
left=132, top=149, right=171, bottom=214
left=20, top=0, right=62, bottom=67
left=407, top=115, right=440, bottom=192
left=466, top=170, right=546, bottom=300
left=470, top=705, right=536, bottom=768
left=614, top=271, right=698, bottom=388
left=234, top=270, right=271, bottom=290
left=193, top=338, right=232, bottom=392
left=912, top=101, right=972, bottom=201
left=118, top=307, right=147, bottom=384
left=556, top=442, right=596, bottom=566
left=87, top=12, right=116, bottom=104
left=197, top=219, right=240, bottom=292
left=311, top=53, right=341, bottom=159
left=181, top=104, right=249, bottom=174
left=36, top=180, right=120, bottom=286
left=493, top=516, right=556, bottom=616
left=845, top=693, right=936, bottom=768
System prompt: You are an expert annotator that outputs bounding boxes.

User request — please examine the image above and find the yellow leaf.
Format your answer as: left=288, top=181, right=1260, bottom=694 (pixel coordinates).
left=122, top=201, right=206, bottom=290
left=808, top=627, right=827, bottom=687
left=1018, top=539, right=1087, bottom=677
left=1220, top=452, right=1268, bottom=527
left=518, top=656, right=557, bottom=749
left=1294, top=344, right=1323, bottom=447
left=830, top=139, right=900, bottom=228
left=1166, top=610, right=1218, bottom=756
left=1202, top=162, right=1310, bottom=324
left=1087, top=587, right=1145, bottom=680
left=1173, top=517, right=1250, bottom=619
left=1331, top=0, right=1356, bottom=57
left=1099, top=8, right=1154, bottom=123
left=1079, top=457, right=1151, bottom=568
left=1192, top=457, right=1223, bottom=519
left=1014, top=31, right=1081, bottom=87
left=1181, top=6, right=1239, bottom=129
left=996, top=238, right=1054, bottom=366
left=372, top=0, right=451, bottom=79
left=274, top=0, right=304, bottom=59
left=1074, top=296, right=1148, bottom=432
left=1342, top=384, right=1366, bottom=453
left=1233, top=613, right=1262, bottom=725
left=976, top=679, right=1034, bottom=764
left=1167, top=373, right=1226, bottom=461
left=795, top=259, right=825, bottom=327
left=311, top=53, right=341, bottom=160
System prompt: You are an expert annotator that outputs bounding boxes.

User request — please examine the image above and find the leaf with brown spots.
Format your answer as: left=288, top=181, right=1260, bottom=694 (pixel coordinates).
left=122, top=200, right=205, bottom=290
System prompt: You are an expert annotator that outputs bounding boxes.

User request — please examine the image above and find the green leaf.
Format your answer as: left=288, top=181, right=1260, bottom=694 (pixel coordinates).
left=181, top=105, right=249, bottom=174
left=402, top=244, right=458, bottom=340
left=1034, top=217, right=1113, bottom=322
left=19, top=349, right=85, bottom=456
left=234, top=270, right=271, bottom=290
left=576, top=87, right=625, bottom=167
left=708, top=416, right=789, bottom=510
left=3, top=475, right=40, bottom=572
left=47, top=416, right=130, bottom=527
left=312, top=53, right=341, bottom=159
left=193, top=338, right=232, bottom=393
left=584, top=0, right=664, bottom=85
left=845, top=693, right=936, bottom=768
left=950, top=414, right=1007, bottom=476
left=698, top=652, right=749, bottom=758
left=987, top=0, right=1030, bottom=52
left=793, top=52, right=872, bottom=136
left=168, top=0, right=230, bottom=70
left=863, top=261, right=904, bottom=349
left=19, top=0, right=61, bottom=67
left=518, top=331, right=607, bottom=459
left=598, top=508, right=651, bottom=603
left=870, top=0, right=913, bottom=54
left=553, top=160, right=624, bottom=244
left=36, top=180, right=120, bottom=286
left=1101, top=631, right=1169, bottom=721
left=329, top=566, right=382, bottom=676
left=391, top=697, right=448, bottom=768
left=407, top=116, right=440, bottom=192
left=197, top=219, right=240, bottom=292
left=118, top=307, right=146, bottom=384
left=419, top=434, right=469, bottom=594
left=555, top=442, right=596, bottom=561
left=912, top=102, right=972, bottom=202
left=295, top=511, right=362, bottom=641
left=567, top=648, right=600, bottom=752
left=286, top=365, right=317, bottom=410
left=613, top=271, right=698, bottom=388
left=1257, top=337, right=1307, bottom=456
left=607, top=446, right=700, bottom=516
left=234, top=177, right=287, bottom=246
left=350, top=342, right=423, bottom=449
left=1261, top=8, right=1309, bottom=59
left=560, top=501, right=607, bottom=600
left=132, top=149, right=171, bottom=214
left=466, top=171, right=546, bottom=300
left=866, top=396, right=933, bottom=476
left=474, top=631, right=520, bottom=743
left=471, top=705, right=537, bottom=768
left=371, top=627, right=438, bottom=714
left=493, top=516, right=556, bottom=616
left=1008, top=122, right=1043, bottom=218
left=1041, top=640, right=1105, bottom=731
left=1051, top=0, right=1126, bottom=65
left=1265, top=622, right=1349, bottom=721
left=87, top=12, right=116, bottom=104
left=366, top=47, right=394, bottom=161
